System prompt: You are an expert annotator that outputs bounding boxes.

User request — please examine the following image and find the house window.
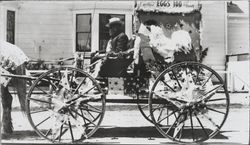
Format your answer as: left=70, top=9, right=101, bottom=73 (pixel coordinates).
left=99, top=14, right=125, bottom=52
left=76, top=14, right=91, bottom=52
left=6, top=10, right=15, bottom=44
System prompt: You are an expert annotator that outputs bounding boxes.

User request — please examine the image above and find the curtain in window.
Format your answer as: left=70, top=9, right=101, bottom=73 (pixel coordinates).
left=76, top=14, right=91, bottom=52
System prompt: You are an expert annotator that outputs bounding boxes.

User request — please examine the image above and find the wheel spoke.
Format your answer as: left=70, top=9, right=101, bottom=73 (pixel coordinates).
left=81, top=107, right=102, bottom=114
left=45, top=129, right=52, bottom=137
left=148, top=104, right=162, bottom=118
left=194, top=113, right=209, bottom=138
left=171, top=70, right=182, bottom=89
left=82, top=103, right=102, bottom=113
left=69, top=71, right=75, bottom=88
left=82, top=86, right=96, bottom=95
left=160, top=80, right=176, bottom=92
left=55, top=128, right=68, bottom=141
left=177, top=122, right=184, bottom=141
left=70, top=109, right=97, bottom=126
left=58, top=124, right=63, bottom=142
left=81, top=109, right=87, bottom=124
left=28, top=97, right=52, bottom=104
left=201, top=73, right=213, bottom=87
left=194, top=66, right=202, bottom=84
left=48, top=80, right=59, bottom=90
left=35, top=116, right=51, bottom=127
left=201, top=114, right=220, bottom=129
left=86, top=110, right=95, bottom=120
left=165, top=113, right=181, bottom=135
left=141, top=104, right=149, bottom=109
left=34, top=85, right=53, bottom=97
left=199, top=84, right=223, bottom=102
left=68, top=121, right=74, bottom=142
left=73, top=77, right=87, bottom=95
left=173, top=112, right=178, bottom=119
left=206, top=107, right=226, bottom=115
left=157, top=109, right=178, bottom=124
left=58, top=70, right=63, bottom=81
left=157, top=107, right=164, bottom=122
left=43, top=76, right=60, bottom=82
left=189, top=109, right=195, bottom=141
left=30, top=109, right=48, bottom=114
left=207, top=98, right=226, bottom=102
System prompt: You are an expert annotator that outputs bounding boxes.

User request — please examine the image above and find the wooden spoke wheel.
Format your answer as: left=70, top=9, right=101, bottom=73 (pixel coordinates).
left=26, top=67, right=106, bottom=143
left=136, top=72, right=175, bottom=125
left=149, top=62, right=230, bottom=143
left=137, top=94, right=153, bottom=124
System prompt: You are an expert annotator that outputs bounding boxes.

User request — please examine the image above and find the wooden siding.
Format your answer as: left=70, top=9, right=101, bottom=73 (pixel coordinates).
left=201, top=2, right=226, bottom=71
left=0, top=6, right=4, bottom=40
left=228, top=16, right=249, bottom=55
left=13, top=1, right=133, bottom=61
left=16, top=2, right=74, bottom=61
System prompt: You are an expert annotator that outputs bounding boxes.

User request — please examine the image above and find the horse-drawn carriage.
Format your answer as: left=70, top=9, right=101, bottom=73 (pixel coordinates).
left=0, top=1, right=229, bottom=144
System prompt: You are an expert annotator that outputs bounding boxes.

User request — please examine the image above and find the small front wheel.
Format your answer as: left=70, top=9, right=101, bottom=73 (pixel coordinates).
left=26, top=67, right=106, bottom=143
left=149, top=62, right=229, bottom=143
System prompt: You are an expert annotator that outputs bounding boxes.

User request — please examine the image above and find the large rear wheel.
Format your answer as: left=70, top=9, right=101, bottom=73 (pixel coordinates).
left=149, top=62, right=230, bottom=143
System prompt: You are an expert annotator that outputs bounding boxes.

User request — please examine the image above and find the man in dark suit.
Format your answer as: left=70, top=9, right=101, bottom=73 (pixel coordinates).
left=94, top=18, right=133, bottom=77
left=105, top=17, right=129, bottom=58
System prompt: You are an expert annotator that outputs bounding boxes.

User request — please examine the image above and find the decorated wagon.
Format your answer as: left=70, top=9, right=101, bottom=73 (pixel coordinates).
left=0, top=1, right=229, bottom=144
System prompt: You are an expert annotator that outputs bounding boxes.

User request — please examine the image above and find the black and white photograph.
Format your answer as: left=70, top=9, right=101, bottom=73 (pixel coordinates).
left=0, top=0, right=249, bottom=144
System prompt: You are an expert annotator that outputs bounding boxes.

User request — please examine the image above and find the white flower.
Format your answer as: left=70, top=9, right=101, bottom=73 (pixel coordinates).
left=171, top=30, right=192, bottom=51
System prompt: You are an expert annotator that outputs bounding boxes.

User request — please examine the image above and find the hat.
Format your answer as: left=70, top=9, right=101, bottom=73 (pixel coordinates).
left=106, top=17, right=123, bottom=27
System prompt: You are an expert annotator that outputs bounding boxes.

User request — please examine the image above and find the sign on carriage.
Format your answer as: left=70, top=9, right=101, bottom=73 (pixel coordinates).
left=135, top=1, right=201, bottom=13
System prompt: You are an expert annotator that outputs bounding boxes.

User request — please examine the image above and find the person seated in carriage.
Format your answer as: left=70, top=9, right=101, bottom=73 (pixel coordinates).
left=91, top=17, right=133, bottom=78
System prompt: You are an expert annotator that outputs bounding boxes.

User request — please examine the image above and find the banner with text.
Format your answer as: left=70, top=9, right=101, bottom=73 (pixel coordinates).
left=135, top=1, right=201, bottom=13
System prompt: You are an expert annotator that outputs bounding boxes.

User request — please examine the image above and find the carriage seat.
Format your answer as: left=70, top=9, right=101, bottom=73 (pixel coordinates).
left=98, top=56, right=134, bottom=77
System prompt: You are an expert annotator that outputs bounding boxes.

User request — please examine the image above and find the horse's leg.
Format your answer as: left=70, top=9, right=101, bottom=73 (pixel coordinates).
left=1, top=85, right=13, bottom=134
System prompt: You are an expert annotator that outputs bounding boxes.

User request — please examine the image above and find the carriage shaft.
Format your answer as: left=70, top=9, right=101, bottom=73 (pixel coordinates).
left=1, top=73, right=38, bottom=80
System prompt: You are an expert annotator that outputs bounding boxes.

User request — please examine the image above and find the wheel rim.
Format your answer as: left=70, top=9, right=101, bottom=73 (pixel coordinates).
left=149, top=62, right=229, bottom=143
left=25, top=67, right=106, bottom=143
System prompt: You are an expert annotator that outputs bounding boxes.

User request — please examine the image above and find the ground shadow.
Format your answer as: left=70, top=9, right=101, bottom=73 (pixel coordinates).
left=1, top=126, right=229, bottom=140
left=93, top=126, right=228, bottom=139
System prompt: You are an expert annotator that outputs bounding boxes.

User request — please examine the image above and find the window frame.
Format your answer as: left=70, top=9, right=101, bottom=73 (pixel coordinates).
left=0, top=6, right=17, bottom=43
left=6, top=10, right=15, bottom=44
left=75, top=13, right=92, bottom=52
left=99, top=13, right=126, bottom=52
left=73, top=9, right=133, bottom=54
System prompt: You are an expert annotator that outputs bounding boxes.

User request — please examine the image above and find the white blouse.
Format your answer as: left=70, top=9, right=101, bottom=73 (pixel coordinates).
left=0, top=40, right=29, bottom=70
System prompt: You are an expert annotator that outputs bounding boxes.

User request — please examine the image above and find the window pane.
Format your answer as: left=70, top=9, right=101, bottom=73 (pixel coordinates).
left=76, top=33, right=91, bottom=52
left=99, top=14, right=125, bottom=51
left=76, top=14, right=91, bottom=52
left=7, top=10, right=15, bottom=44
left=76, top=14, right=91, bottom=32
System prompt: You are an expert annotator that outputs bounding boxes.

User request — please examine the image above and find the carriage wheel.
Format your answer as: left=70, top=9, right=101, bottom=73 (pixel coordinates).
left=26, top=67, right=106, bottom=143
left=136, top=78, right=173, bottom=125
left=137, top=94, right=153, bottom=124
left=149, top=62, right=229, bottom=143
left=137, top=94, right=175, bottom=126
